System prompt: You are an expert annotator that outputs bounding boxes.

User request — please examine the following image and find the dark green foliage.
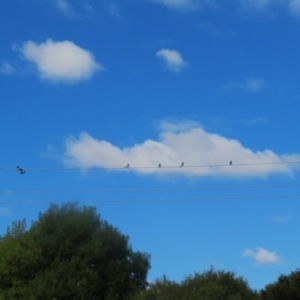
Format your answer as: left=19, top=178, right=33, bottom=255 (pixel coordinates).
left=180, top=268, right=258, bottom=300
left=132, top=268, right=258, bottom=300
left=0, top=203, right=150, bottom=300
left=132, top=275, right=181, bottom=300
left=260, top=269, right=300, bottom=300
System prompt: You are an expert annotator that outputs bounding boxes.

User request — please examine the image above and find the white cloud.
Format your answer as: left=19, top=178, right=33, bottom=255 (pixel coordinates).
left=19, top=39, right=103, bottom=83
left=156, top=49, right=187, bottom=72
left=60, top=120, right=300, bottom=178
left=0, top=61, right=15, bottom=75
left=225, top=78, right=266, bottom=92
left=243, top=247, right=280, bottom=265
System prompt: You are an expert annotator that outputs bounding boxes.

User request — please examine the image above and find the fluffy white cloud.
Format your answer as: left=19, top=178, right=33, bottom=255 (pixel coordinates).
left=61, top=121, right=300, bottom=177
left=19, top=39, right=103, bottom=83
left=156, top=49, right=187, bottom=72
left=243, top=247, right=280, bottom=265
left=225, top=78, right=265, bottom=92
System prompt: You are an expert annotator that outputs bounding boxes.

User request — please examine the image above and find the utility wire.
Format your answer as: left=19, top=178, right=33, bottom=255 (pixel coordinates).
left=0, top=193, right=299, bottom=204
left=1, top=161, right=300, bottom=172
left=1, top=183, right=300, bottom=195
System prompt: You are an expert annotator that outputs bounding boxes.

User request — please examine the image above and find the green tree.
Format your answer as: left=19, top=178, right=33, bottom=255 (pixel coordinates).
left=132, top=268, right=258, bottom=300
left=260, top=269, right=300, bottom=300
left=0, top=203, right=150, bottom=300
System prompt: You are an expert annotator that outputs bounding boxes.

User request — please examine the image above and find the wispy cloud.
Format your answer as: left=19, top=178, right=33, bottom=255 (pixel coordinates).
left=238, top=0, right=273, bottom=11
left=50, top=0, right=76, bottom=18
left=289, top=0, right=300, bottom=14
left=243, top=247, right=280, bottom=265
left=272, top=214, right=293, bottom=223
left=145, top=0, right=300, bottom=15
left=0, top=207, right=13, bottom=217
left=0, top=61, right=15, bottom=75
left=156, top=49, right=187, bottom=72
left=237, top=0, right=300, bottom=15
left=147, top=0, right=204, bottom=10
left=244, top=118, right=269, bottom=125
left=198, top=21, right=223, bottom=35
left=224, top=78, right=266, bottom=92
left=4, top=190, right=12, bottom=196
left=108, top=1, right=123, bottom=20
left=18, top=39, right=103, bottom=83
left=57, top=120, right=300, bottom=178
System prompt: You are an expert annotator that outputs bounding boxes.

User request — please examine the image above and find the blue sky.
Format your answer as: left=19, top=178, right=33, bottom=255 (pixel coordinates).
left=1, top=0, right=300, bottom=290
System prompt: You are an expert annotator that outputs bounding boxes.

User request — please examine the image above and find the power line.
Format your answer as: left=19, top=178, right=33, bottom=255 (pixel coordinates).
left=0, top=193, right=299, bottom=204
left=1, top=161, right=300, bottom=172
left=1, top=182, right=300, bottom=195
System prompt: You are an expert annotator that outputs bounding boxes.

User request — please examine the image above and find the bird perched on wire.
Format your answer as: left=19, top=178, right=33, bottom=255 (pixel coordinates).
left=158, top=164, right=161, bottom=168
left=16, top=166, right=26, bottom=174
left=125, top=164, right=130, bottom=168
left=229, top=161, right=232, bottom=165
left=180, top=162, right=184, bottom=167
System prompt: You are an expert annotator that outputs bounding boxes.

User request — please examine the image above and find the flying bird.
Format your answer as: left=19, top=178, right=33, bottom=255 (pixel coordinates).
left=125, top=164, right=130, bottom=168
left=158, top=164, right=161, bottom=168
left=229, top=161, right=232, bottom=165
left=180, top=162, right=184, bottom=167
left=16, top=166, right=26, bottom=174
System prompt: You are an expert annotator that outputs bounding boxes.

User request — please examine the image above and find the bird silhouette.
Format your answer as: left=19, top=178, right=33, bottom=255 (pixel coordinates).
left=229, top=161, right=232, bottom=165
left=158, top=164, right=161, bottom=168
left=16, top=166, right=26, bottom=174
left=125, top=164, right=130, bottom=168
left=180, top=162, right=184, bottom=167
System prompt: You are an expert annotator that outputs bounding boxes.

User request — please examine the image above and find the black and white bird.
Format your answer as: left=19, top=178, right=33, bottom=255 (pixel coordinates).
left=16, top=166, right=26, bottom=174
left=229, top=161, right=232, bottom=165
left=180, top=162, right=184, bottom=167
left=158, top=164, right=161, bottom=168
left=125, top=164, right=130, bottom=168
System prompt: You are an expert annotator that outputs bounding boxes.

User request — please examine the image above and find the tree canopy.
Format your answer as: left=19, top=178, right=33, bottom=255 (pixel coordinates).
left=2, top=202, right=300, bottom=299
left=260, top=268, right=300, bottom=300
left=0, top=203, right=150, bottom=300
left=132, top=268, right=258, bottom=300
